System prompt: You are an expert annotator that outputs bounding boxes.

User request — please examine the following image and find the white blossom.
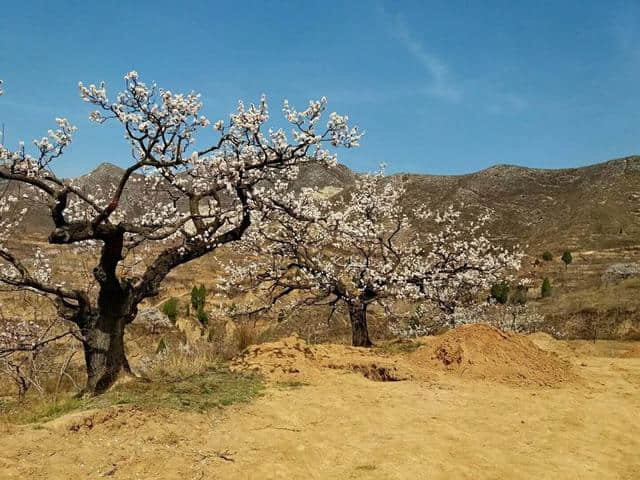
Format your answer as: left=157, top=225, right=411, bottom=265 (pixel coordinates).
left=1, top=71, right=360, bottom=375
left=226, top=166, right=521, bottom=344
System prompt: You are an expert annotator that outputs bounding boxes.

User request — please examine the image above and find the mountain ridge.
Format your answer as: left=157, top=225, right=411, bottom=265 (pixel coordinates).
left=4, top=155, right=640, bottom=251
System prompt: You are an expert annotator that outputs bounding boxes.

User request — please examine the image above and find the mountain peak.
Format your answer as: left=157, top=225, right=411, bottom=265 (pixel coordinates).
left=90, top=162, right=125, bottom=176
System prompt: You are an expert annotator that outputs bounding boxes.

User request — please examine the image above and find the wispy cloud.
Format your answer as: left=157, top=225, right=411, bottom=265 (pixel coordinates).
left=385, top=10, right=462, bottom=103
left=379, top=5, right=529, bottom=114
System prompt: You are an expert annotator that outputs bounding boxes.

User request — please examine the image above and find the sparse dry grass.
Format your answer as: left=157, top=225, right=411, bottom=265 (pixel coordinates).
left=375, top=338, right=422, bottom=355
left=0, top=364, right=264, bottom=425
left=532, top=277, right=640, bottom=339
left=234, top=323, right=258, bottom=353
left=1, top=310, right=262, bottom=423
left=142, top=345, right=220, bottom=380
left=534, top=277, right=639, bottom=312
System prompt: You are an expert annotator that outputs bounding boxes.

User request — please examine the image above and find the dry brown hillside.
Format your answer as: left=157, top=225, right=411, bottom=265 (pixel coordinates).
left=400, top=157, right=640, bottom=251
left=312, top=155, right=640, bottom=252
left=4, top=155, right=639, bottom=252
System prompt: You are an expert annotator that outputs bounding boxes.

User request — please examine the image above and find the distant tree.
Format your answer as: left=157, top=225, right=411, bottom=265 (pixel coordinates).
left=191, top=284, right=207, bottom=311
left=191, top=286, right=199, bottom=310
left=490, top=281, right=510, bottom=304
left=561, top=251, right=573, bottom=270
left=227, top=170, right=522, bottom=347
left=196, top=305, right=209, bottom=326
left=542, top=251, right=553, bottom=261
left=541, top=277, right=552, bottom=298
left=0, top=71, right=360, bottom=394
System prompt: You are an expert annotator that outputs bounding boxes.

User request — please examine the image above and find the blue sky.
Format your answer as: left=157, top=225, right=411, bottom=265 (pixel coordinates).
left=2, top=0, right=640, bottom=177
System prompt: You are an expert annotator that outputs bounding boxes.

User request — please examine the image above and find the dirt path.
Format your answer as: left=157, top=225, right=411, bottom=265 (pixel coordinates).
left=1, top=344, right=639, bottom=479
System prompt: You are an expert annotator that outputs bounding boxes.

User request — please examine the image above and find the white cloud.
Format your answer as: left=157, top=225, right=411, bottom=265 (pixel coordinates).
left=388, top=12, right=462, bottom=103
left=379, top=5, right=528, bottom=113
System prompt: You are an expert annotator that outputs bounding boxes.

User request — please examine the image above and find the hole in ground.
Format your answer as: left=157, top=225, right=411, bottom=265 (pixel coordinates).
left=349, top=364, right=407, bottom=382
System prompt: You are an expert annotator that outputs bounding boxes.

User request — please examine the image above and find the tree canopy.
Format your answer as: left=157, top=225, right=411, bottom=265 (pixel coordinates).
left=0, top=71, right=360, bottom=393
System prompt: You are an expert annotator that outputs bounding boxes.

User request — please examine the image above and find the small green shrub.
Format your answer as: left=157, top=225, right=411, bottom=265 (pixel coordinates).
left=196, top=305, right=209, bottom=326
left=190, top=286, right=198, bottom=308
left=191, top=284, right=207, bottom=311
left=542, top=251, right=553, bottom=261
left=541, top=277, right=552, bottom=298
left=561, top=251, right=573, bottom=270
left=490, top=281, right=510, bottom=304
left=162, top=297, right=179, bottom=323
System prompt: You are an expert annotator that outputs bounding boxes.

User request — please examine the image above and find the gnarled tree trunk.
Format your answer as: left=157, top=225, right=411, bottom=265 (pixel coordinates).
left=82, top=313, right=132, bottom=395
left=80, top=263, right=138, bottom=395
left=347, top=301, right=372, bottom=347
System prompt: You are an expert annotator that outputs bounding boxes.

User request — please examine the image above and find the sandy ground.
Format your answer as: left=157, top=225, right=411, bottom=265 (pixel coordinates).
left=1, top=333, right=639, bottom=479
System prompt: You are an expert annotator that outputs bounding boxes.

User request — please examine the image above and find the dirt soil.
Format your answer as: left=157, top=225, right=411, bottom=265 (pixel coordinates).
left=412, top=324, right=576, bottom=386
left=229, top=334, right=422, bottom=383
left=1, top=325, right=639, bottom=479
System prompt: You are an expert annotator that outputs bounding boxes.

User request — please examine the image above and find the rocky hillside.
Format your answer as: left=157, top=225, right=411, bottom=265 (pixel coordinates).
left=401, top=156, right=640, bottom=250
left=294, top=156, right=640, bottom=252
left=4, top=156, right=640, bottom=251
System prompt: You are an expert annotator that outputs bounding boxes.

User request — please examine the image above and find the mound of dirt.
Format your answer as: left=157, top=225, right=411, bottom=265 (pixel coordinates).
left=230, top=334, right=416, bottom=383
left=230, top=335, right=315, bottom=380
left=231, top=327, right=574, bottom=387
left=412, top=324, right=574, bottom=386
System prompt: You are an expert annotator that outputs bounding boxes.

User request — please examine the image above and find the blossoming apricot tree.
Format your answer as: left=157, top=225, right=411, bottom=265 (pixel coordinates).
left=226, top=169, right=522, bottom=346
left=0, top=72, right=360, bottom=394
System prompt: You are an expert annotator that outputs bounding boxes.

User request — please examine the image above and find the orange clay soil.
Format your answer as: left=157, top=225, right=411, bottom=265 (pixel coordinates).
left=229, top=334, right=421, bottom=383
left=411, top=324, right=576, bottom=386
left=231, top=324, right=574, bottom=387
left=1, top=325, right=639, bottom=480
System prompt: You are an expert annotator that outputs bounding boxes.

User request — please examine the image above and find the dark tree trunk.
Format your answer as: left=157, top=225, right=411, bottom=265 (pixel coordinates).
left=80, top=282, right=137, bottom=395
left=82, top=315, right=131, bottom=394
left=74, top=229, right=140, bottom=395
left=348, top=301, right=372, bottom=347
